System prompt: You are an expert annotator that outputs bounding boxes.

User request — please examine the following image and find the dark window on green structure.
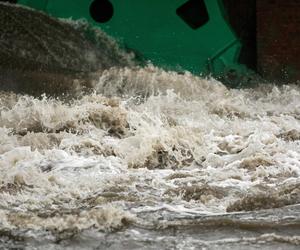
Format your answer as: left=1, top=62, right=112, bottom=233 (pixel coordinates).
left=0, top=0, right=17, bottom=3
left=89, top=0, right=113, bottom=23
left=176, top=0, right=209, bottom=29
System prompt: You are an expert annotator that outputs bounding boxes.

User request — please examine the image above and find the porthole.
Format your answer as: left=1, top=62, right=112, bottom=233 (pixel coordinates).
left=89, top=0, right=113, bottom=23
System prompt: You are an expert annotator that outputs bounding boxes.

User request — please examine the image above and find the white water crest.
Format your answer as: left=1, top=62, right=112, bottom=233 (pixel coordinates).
left=1, top=66, right=300, bottom=242
left=1, top=4, right=300, bottom=248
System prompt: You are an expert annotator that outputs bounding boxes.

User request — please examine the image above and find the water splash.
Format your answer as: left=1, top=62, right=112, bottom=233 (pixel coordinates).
left=0, top=4, right=300, bottom=248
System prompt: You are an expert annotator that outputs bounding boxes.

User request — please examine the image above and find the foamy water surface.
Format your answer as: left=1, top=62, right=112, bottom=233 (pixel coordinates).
left=0, top=64, right=300, bottom=249
left=1, top=7, right=300, bottom=247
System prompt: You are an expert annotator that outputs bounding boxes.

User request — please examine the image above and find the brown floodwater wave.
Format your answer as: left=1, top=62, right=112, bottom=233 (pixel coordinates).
left=1, top=3, right=300, bottom=249
left=0, top=69, right=299, bottom=248
left=0, top=2, right=135, bottom=96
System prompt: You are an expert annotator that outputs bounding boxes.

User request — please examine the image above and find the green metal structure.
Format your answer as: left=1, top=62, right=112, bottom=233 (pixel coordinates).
left=17, top=0, right=246, bottom=76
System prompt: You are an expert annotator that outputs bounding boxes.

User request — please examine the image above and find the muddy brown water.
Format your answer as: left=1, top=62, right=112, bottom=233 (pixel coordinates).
left=0, top=3, right=300, bottom=250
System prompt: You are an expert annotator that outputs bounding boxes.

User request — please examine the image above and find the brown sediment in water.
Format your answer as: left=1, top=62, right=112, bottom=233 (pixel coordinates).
left=239, top=154, right=274, bottom=170
left=4, top=207, right=133, bottom=233
left=165, top=184, right=226, bottom=203
left=130, top=143, right=194, bottom=169
left=278, top=129, right=300, bottom=141
left=0, top=94, right=129, bottom=136
left=0, top=183, right=22, bottom=195
left=18, top=132, right=63, bottom=151
left=227, top=183, right=300, bottom=212
left=165, top=172, right=193, bottom=180
left=88, top=106, right=129, bottom=138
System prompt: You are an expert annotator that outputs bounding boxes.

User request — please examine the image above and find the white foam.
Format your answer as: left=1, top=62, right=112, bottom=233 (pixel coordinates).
left=0, top=67, right=300, bottom=232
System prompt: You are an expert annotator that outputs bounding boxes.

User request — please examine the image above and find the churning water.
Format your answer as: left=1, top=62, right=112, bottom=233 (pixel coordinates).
left=1, top=10, right=300, bottom=250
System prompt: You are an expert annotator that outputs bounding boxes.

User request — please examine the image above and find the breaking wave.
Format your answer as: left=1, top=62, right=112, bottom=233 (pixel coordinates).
left=0, top=4, right=300, bottom=248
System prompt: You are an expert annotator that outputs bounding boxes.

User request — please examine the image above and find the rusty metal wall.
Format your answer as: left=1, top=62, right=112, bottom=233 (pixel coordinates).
left=257, top=0, right=300, bottom=83
left=222, top=0, right=257, bottom=71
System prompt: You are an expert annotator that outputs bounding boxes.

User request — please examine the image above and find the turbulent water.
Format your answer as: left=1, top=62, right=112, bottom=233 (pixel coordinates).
left=1, top=10, right=300, bottom=250
left=1, top=66, right=300, bottom=249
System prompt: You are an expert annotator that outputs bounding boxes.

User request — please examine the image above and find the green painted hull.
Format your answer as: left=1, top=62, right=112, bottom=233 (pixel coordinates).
left=17, top=0, right=246, bottom=76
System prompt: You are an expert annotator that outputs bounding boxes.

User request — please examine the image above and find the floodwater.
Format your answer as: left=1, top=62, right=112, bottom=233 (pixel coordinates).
left=1, top=15, right=300, bottom=250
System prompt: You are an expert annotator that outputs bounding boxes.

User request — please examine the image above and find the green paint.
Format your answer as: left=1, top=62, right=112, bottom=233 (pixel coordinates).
left=17, top=0, right=246, bottom=76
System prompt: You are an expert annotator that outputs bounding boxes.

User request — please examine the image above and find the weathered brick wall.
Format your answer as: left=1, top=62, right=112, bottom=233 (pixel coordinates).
left=257, top=0, right=300, bottom=83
